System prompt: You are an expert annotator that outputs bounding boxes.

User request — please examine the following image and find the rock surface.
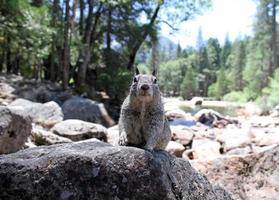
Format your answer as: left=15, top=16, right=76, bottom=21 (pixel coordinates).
left=191, top=145, right=279, bottom=200
left=0, top=106, right=32, bottom=154
left=165, top=141, right=185, bottom=157
left=217, top=127, right=251, bottom=151
left=9, top=98, right=63, bottom=127
left=62, top=96, right=115, bottom=127
left=107, top=125, right=119, bottom=145
left=0, top=140, right=232, bottom=200
left=32, top=125, right=72, bottom=145
left=51, top=119, right=107, bottom=142
left=195, top=109, right=237, bottom=127
left=171, top=126, right=194, bottom=146
left=191, top=139, right=221, bottom=160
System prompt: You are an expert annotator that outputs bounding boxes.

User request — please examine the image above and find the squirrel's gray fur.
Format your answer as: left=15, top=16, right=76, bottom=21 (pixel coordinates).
left=118, top=68, right=171, bottom=151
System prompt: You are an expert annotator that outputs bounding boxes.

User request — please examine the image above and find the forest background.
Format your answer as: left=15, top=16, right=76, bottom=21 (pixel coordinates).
left=1, top=0, right=279, bottom=110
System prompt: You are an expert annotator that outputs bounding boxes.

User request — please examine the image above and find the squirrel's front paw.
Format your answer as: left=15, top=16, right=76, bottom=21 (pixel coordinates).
left=118, top=134, right=128, bottom=146
left=143, top=145, right=154, bottom=153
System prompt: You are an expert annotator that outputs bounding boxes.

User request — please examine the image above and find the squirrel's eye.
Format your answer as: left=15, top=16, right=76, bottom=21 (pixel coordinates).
left=153, top=78, right=157, bottom=84
left=133, top=77, right=138, bottom=83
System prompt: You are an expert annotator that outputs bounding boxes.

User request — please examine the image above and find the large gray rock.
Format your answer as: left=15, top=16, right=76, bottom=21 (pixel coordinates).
left=0, top=106, right=32, bottom=154
left=61, top=96, right=115, bottom=127
left=9, top=98, right=63, bottom=127
left=50, top=119, right=107, bottom=142
left=191, top=145, right=279, bottom=200
left=0, top=140, right=232, bottom=200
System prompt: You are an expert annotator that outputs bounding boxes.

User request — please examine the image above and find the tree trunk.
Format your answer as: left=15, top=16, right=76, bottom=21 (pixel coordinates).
left=106, top=7, right=112, bottom=51
left=271, top=1, right=277, bottom=73
left=6, top=36, right=12, bottom=74
left=0, top=43, right=4, bottom=73
left=61, top=0, right=71, bottom=90
left=79, top=0, right=84, bottom=36
left=151, top=36, right=158, bottom=72
left=76, top=1, right=103, bottom=90
left=126, top=4, right=161, bottom=70
left=50, top=0, right=60, bottom=82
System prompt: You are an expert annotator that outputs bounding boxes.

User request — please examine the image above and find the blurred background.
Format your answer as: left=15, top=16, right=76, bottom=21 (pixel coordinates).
left=1, top=0, right=279, bottom=111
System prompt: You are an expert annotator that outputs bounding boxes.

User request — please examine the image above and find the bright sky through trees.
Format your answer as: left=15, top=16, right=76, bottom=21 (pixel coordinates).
left=161, top=0, right=257, bottom=48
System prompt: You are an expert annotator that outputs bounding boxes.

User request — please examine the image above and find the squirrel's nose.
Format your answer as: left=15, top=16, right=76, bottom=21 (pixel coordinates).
left=141, top=84, right=150, bottom=91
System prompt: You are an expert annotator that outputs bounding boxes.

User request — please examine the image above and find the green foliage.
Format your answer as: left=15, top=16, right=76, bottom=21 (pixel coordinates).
left=262, top=69, right=279, bottom=106
left=220, top=34, right=231, bottom=68
left=207, top=83, right=216, bottom=97
left=180, top=67, right=197, bottom=99
left=223, top=91, right=248, bottom=103
left=226, top=39, right=246, bottom=91
left=243, top=39, right=269, bottom=100
left=158, top=58, right=187, bottom=95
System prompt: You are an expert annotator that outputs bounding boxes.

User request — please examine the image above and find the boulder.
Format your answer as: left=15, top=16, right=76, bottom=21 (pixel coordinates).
left=250, top=128, right=279, bottom=146
left=171, top=126, right=194, bottom=145
left=0, top=82, right=15, bottom=100
left=217, top=128, right=251, bottom=151
left=9, top=98, right=63, bottom=127
left=191, top=145, right=279, bottom=200
left=225, top=146, right=252, bottom=155
left=192, top=138, right=221, bottom=160
left=107, top=125, right=119, bottom=145
left=190, top=96, right=204, bottom=105
left=194, top=109, right=238, bottom=127
left=51, top=119, right=107, bottom=142
left=32, top=125, right=72, bottom=145
left=0, top=106, right=32, bottom=154
left=0, top=140, right=232, bottom=200
left=165, top=141, right=185, bottom=157
left=62, top=96, right=115, bottom=127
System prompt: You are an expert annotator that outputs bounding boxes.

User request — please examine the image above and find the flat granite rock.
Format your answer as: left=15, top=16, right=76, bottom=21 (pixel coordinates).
left=0, top=140, right=232, bottom=200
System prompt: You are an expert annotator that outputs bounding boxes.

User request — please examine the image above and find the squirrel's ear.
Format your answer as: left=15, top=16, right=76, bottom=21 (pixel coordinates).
left=152, top=69, right=156, bottom=76
left=135, top=67, right=140, bottom=75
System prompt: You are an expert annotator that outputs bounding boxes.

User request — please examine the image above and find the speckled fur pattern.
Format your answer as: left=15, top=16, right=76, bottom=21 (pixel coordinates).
left=118, top=72, right=171, bottom=151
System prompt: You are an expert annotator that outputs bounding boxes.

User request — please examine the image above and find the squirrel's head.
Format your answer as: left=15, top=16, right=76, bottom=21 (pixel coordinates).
left=130, top=68, right=160, bottom=103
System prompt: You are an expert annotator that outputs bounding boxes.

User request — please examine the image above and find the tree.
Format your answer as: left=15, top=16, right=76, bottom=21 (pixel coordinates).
left=215, top=66, right=228, bottom=98
left=206, top=37, right=221, bottom=84
left=264, top=68, right=279, bottom=106
left=243, top=0, right=277, bottom=99
left=227, top=39, right=246, bottom=91
left=180, top=67, right=197, bottom=99
left=176, top=43, right=182, bottom=58
left=159, top=58, right=187, bottom=96
left=195, top=27, right=209, bottom=96
left=220, top=33, right=231, bottom=68
left=61, top=0, right=71, bottom=89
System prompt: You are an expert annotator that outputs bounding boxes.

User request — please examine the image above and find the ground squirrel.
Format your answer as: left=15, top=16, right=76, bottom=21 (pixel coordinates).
left=118, top=68, right=171, bottom=151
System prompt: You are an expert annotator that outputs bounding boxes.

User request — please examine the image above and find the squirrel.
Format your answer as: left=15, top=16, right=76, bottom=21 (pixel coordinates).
left=118, top=68, right=171, bottom=151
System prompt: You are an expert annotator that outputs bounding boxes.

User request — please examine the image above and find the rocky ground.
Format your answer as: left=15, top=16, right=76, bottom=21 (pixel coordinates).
left=0, top=74, right=278, bottom=199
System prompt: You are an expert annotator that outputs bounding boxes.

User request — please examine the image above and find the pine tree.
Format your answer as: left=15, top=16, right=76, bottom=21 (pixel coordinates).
left=220, top=33, right=231, bottom=68
left=215, top=66, right=227, bottom=98
left=227, top=39, right=246, bottom=91
left=195, top=27, right=209, bottom=96
left=180, top=67, right=196, bottom=99
left=243, top=0, right=277, bottom=99
left=176, top=43, right=182, bottom=58
left=206, top=38, right=221, bottom=86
